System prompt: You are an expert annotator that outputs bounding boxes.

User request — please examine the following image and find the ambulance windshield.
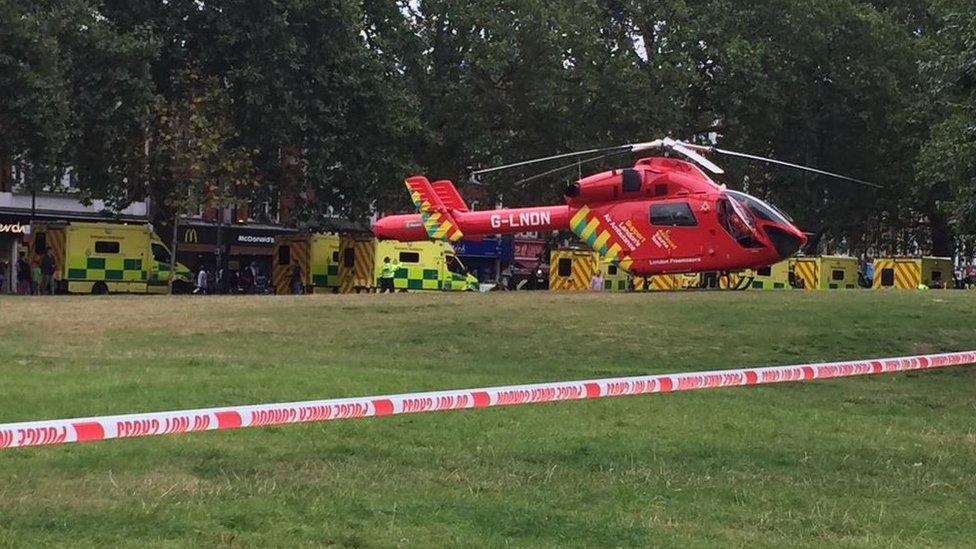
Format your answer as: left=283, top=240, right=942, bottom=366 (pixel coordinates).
left=151, top=242, right=171, bottom=264
left=446, top=254, right=467, bottom=275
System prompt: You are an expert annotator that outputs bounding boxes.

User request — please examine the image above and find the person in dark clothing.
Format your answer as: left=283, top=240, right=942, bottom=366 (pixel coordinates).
left=290, top=264, right=303, bottom=294
left=239, top=267, right=254, bottom=293
left=16, top=252, right=30, bottom=295
left=40, top=249, right=56, bottom=295
left=228, top=269, right=240, bottom=293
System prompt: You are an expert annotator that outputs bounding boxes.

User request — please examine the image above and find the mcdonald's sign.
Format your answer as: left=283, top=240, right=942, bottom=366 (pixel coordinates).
left=183, top=227, right=199, bottom=244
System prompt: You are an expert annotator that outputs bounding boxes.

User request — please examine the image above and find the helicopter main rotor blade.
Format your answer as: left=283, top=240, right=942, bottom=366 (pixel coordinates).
left=470, top=139, right=677, bottom=181
left=470, top=145, right=631, bottom=178
left=680, top=143, right=880, bottom=188
left=671, top=142, right=725, bottom=174
left=509, top=148, right=637, bottom=187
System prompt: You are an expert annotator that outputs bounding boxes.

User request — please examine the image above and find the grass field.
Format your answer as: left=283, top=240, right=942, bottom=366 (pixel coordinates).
left=1, top=291, right=975, bottom=547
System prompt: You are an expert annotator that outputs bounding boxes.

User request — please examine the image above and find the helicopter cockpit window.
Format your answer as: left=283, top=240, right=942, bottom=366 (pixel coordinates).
left=725, top=190, right=792, bottom=224
left=649, top=202, right=697, bottom=227
left=717, top=197, right=764, bottom=248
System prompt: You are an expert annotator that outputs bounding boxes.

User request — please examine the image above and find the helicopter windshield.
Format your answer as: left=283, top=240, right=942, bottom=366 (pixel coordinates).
left=718, top=193, right=764, bottom=248
left=725, top=190, right=793, bottom=224
left=723, top=193, right=755, bottom=230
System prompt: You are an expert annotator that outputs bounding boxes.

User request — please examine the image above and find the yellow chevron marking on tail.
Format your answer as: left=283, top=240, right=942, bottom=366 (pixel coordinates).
left=570, top=206, right=589, bottom=228
left=404, top=176, right=465, bottom=241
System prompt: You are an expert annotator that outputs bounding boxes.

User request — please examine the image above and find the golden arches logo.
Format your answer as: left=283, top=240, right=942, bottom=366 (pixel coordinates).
left=183, top=228, right=199, bottom=244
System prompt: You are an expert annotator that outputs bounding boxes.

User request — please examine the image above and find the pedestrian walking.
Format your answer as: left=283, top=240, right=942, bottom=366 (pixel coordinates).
left=194, top=266, right=208, bottom=294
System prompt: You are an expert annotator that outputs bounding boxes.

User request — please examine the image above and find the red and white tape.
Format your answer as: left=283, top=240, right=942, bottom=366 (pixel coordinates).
left=2, top=350, right=975, bottom=450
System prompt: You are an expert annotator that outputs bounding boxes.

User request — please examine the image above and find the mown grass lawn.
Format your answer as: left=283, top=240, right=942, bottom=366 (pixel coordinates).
left=1, top=290, right=975, bottom=547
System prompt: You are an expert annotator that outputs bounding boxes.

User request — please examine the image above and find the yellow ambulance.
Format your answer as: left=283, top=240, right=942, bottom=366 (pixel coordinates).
left=791, top=255, right=859, bottom=289
left=336, top=236, right=478, bottom=293
left=750, top=260, right=793, bottom=289
left=272, top=233, right=340, bottom=294
left=872, top=257, right=954, bottom=289
left=28, top=221, right=191, bottom=294
left=549, top=249, right=699, bottom=291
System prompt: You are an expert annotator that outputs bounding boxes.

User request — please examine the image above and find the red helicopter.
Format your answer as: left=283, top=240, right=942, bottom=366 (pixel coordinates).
left=373, top=138, right=873, bottom=276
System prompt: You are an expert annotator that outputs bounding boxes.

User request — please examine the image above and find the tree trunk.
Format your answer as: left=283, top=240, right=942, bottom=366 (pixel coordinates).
left=169, top=214, right=179, bottom=295
left=928, top=206, right=954, bottom=257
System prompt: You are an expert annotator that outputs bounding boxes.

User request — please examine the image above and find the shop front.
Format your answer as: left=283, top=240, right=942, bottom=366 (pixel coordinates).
left=0, top=215, right=30, bottom=293
left=453, top=237, right=514, bottom=283
left=176, top=221, right=297, bottom=291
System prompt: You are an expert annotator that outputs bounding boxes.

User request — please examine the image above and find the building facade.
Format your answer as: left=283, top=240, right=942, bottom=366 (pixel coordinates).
left=0, top=165, right=297, bottom=294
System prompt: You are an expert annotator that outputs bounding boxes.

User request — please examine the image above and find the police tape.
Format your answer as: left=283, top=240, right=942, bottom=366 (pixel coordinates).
left=2, top=350, right=975, bottom=450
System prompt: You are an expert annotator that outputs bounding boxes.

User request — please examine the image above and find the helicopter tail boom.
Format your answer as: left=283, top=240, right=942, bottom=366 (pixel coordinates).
left=375, top=175, right=570, bottom=241
left=374, top=205, right=571, bottom=241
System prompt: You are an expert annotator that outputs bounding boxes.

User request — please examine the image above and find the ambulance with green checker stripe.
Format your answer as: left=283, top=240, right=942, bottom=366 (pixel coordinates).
left=374, top=239, right=478, bottom=292
left=28, top=221, right=192, bottom=294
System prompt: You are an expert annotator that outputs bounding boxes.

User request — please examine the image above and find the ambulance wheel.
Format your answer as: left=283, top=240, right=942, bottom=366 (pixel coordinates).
left=91, top=282, right=109, bottom=295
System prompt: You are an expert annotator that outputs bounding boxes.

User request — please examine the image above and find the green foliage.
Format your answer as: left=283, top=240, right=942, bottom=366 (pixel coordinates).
left=916, top=1, right=976, bottom=239
left=146, top=70, right=258, bottom=218
left=1, top=0, right=974, bottom=251
left=0, top=1, right=72, bottom=190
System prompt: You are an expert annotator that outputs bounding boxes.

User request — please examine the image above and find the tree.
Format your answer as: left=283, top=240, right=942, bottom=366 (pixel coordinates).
left=915, top=1, right=976, bottom=252
left=100, top=0, right=423, bottom=223
left=58, top=2, right=157, bottom=212
left=688, top=0, right=923, bottom=255
left=0, top=1, right=71, bottom=193
left=388, top=0, right=703, bottom=208
left=145, top=70, right=258, bottom=291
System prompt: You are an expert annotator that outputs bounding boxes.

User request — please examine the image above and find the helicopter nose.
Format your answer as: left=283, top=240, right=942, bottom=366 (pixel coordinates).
left=763, top=224, right=807, bottom=259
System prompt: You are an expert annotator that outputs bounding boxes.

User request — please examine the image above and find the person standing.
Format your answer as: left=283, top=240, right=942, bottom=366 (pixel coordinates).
left=378, top=256, right=400, bottom=293
left=40, top=248, right=56, bottom=295
left=290, top=264, right=303, bottom=294
left=30, top=260, right=41, bottom=295
left=0, top=260, right=7, bottom=294
left=240, top=265, right=254, bottom=294
left=499, top=264, right=513, bottom=291
left=590, top=270, right=604, bottom=291
left=16, top=252, right=30, bottom=295
left=228, top=268, right=240, bottom=293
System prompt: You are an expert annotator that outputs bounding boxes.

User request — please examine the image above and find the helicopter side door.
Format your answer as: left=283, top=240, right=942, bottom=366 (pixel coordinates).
left=645, top=198, right=705, bottom=271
